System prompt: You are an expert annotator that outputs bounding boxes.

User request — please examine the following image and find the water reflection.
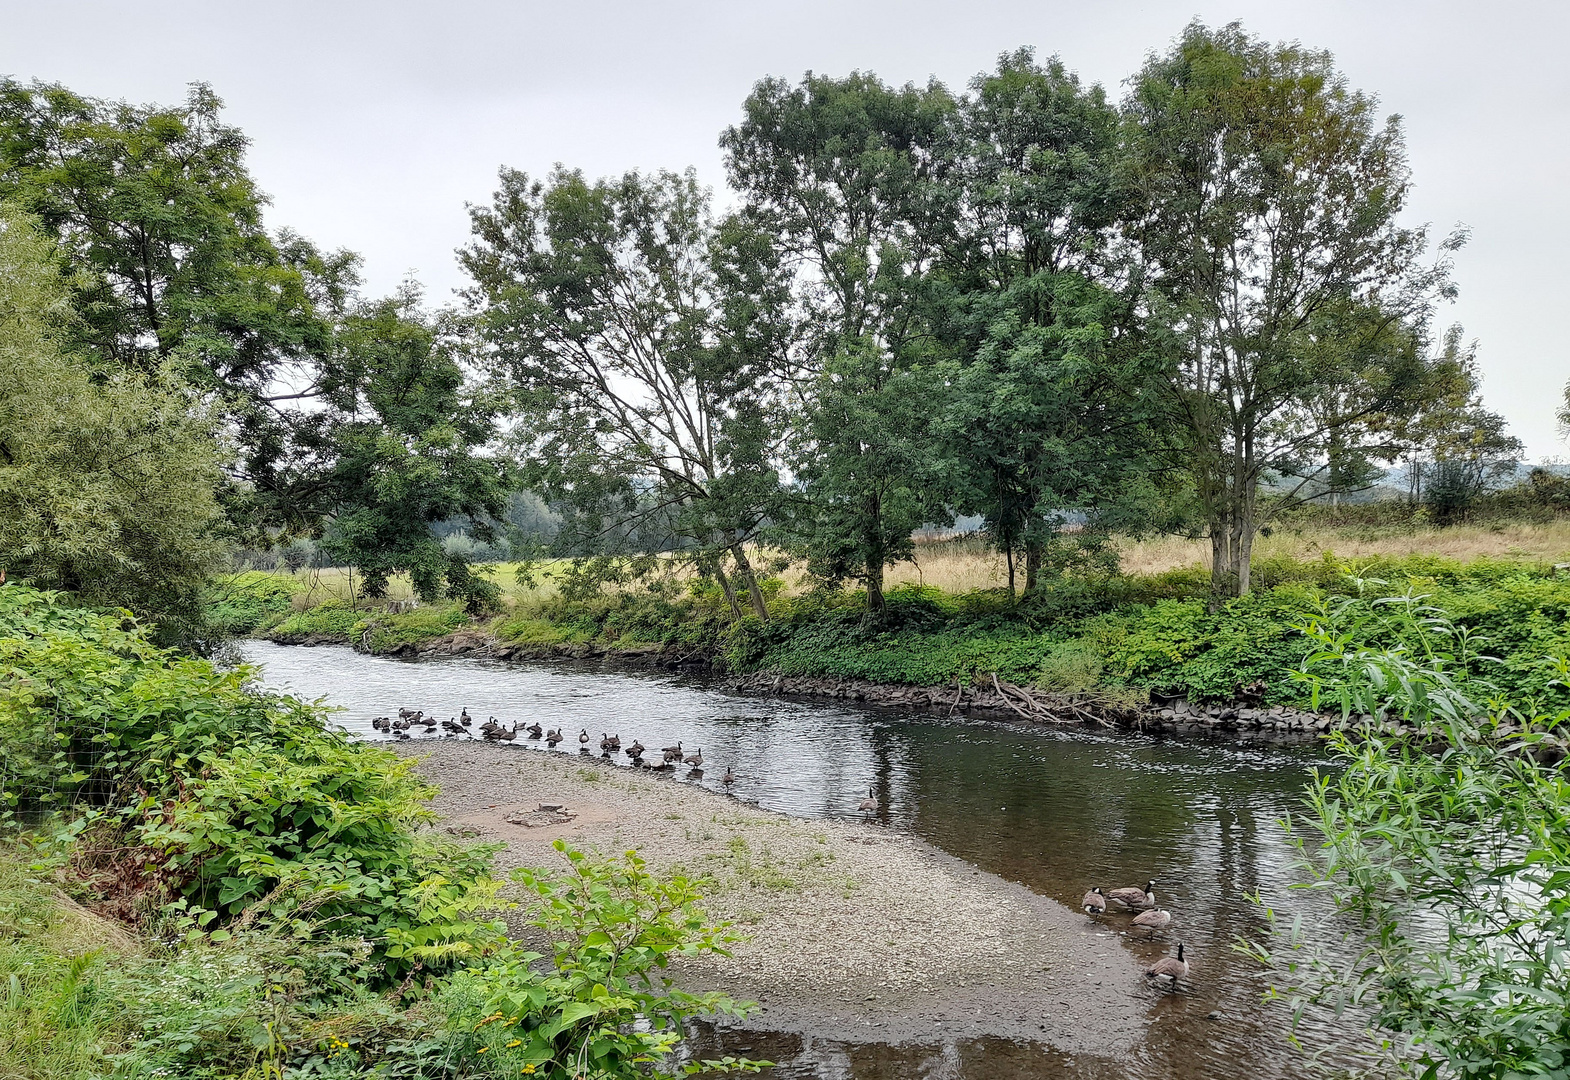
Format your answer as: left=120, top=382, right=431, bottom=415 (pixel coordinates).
left=241, top=642, right=1351, bottom=1080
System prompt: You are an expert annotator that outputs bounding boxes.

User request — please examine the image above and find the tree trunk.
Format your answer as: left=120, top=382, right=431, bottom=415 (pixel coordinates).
left=1005, top=546, right=1016, bottom=598
left=729, top=543, right=770, bottom=622
left=712, top=561, right=743, bottom=620
left=864, top=493, right=886, bottom=615
left=1023, top=541, right=1042, bottom=595
left=866, top=562, right=885, bottom=614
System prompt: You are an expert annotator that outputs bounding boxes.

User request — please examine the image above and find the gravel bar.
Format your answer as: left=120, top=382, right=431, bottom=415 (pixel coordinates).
left=393, top=740, right=1152, bottom=1055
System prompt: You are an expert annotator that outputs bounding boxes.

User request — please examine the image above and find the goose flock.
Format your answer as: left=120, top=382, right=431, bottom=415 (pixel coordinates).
left=369, top=707, right=720, bottom=775
left=1081, top=879, right=1190, bottom=988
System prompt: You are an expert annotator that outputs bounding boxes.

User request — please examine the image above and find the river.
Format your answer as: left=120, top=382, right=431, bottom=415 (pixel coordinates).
left=241, top=640, right=1359, bottom=1080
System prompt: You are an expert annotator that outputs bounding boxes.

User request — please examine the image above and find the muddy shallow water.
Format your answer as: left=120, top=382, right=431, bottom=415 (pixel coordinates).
left=241, top=641, right=1357, bottom=1080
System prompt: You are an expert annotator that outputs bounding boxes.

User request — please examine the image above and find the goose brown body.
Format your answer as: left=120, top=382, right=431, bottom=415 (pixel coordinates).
left=1107, top=880, right=1157, bottom=909
left=1082, top=887, right=1107, bottom=914
left=1144, top=943, right=1188, bottom=984
left=1131, top=908, right=1172, bottom=930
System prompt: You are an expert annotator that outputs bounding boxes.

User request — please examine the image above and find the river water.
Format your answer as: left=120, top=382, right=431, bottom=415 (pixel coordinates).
left=241, top=641, right=1357, bottom=1080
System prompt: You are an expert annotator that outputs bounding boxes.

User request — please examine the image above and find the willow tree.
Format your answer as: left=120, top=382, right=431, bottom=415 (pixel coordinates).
left=1125, top=23, right=1464, bottom=602
left=0, top=208, right=226, bottom=644
left=461, top=168, right=782, bottom=620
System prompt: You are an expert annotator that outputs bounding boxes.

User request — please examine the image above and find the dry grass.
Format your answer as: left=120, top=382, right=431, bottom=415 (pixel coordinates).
left=273, top=520, right=1570, bottom=614
left=282, top=560, right=572, bottom=610
left=1116, top=520, right=1570, bottom=576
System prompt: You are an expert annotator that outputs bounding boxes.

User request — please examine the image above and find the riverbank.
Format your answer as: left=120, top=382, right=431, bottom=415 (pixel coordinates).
left=236, top=550, right=1570, bottom=747
left=392, top=739, right=1151, bottom=1053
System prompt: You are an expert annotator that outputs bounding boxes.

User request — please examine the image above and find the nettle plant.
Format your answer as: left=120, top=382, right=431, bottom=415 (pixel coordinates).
left=440, top=842, right=769, bottom=1079
left=1244, top=591, right=1570, bottom=1079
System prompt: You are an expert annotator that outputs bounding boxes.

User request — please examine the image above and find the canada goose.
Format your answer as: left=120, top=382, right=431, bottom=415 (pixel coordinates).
left=398, top=707, right=416, bottom=720
left=683, top=748, right=704, bottom=768
left=499, top=723, right=518, bottom=742
left=722, top=767, right=736, bottom=786
left=663, top=742, right=684, bottom=764
left=607, top=734, right=622, bottom=751
left=599, top=733, right=615, bottom=752
left=858, top=787, right=879, bottom=813
left=1144, top=943, right=1188, bottom=985
left=1107, top=881, right=1157, bottom=910
left=526, top=722, right=543, bottom=739
left=578, top=729, right=590, bottom=745
left=1131, top=908, right=1173, bottom=931
left=546, top=728, right=563, bottom=747
left=660, top=742, right=682, bottom=755
left=459, top=708, right=472, bottom=725
left=1082, top=887, right=1108, bottom=914
left=625, top=740, right=645, bottom=758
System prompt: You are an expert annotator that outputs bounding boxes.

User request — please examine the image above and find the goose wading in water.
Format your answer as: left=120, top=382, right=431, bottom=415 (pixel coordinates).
left=1144, top=943, right=1188, bottom=986
left=722, top=767, right=736, bottom=786
left=1107, top=880, right=1157, bottom=910
left=546, top=728, right=563, bottom=747
left=1082, top=887, right=1108, bottom=914
left=683, top=748, right=704, bottom=769
left=1131, top=908, right=1172, bottom=931
left=578, top=728, right=590, bottom=745
left=858, top=788, right=879, bottom=813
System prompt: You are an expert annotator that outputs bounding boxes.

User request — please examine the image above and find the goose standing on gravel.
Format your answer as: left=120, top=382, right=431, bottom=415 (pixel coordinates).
left=1107, top=880, right=1157, bottom=910
left=1131, top=908, right=1172, bottom=931
left=1082, top=887, right=1108, bottom=914
left=1144, top=943, right=1188, bottom=986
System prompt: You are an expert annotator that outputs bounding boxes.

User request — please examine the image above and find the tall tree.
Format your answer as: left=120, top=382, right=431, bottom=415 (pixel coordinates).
left=310, top=287, right=513, bottom=613
left=1125, top=23, right=1466, bottom=602
left=930, top=50, right=1151, bottom=595
left=0, top=79, right=357, bottom=539
left=461, top=168, right=782, bottom=620
left=0, top=208, right=226, bottom=643
left=721, top=72, right=954, bottom=614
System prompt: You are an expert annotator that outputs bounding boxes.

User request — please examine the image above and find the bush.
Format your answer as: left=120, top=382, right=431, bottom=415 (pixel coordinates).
left=1247, top=604, right=1570, bottom=1078
left=0, top=585, right=498, bottom=977
left=433, top=842, right=767, bottom=1079
left=202, top=570, right=302, bottom=637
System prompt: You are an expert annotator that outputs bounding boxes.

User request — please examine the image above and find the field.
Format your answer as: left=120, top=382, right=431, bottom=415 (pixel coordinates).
left=262, top=520, right=1570, bottom=613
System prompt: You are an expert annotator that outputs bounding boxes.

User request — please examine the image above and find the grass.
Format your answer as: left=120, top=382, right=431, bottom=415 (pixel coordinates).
left=0, top=849, right=135, bottom=1080
left=881, top=520, right=1570, bottom=593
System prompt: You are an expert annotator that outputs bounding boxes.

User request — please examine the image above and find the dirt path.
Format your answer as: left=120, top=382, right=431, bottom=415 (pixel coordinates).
left=395, top=740, right=1153, bottom=1055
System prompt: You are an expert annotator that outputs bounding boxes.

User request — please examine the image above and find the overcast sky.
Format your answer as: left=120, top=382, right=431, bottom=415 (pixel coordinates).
left=5, top=0, right=1564, bottom=457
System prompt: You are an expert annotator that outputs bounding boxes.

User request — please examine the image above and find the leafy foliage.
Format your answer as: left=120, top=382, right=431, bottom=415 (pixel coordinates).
left=0, top=208, right=229, bottom=646
left=1246, top=601, right=1570, bottom=1078
left=0, top=585, right=497, bottom=975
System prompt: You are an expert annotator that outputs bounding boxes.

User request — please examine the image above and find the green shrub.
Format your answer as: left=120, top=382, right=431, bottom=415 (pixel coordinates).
left=0, top=586, right=498, bottom=979
left=202, top=571, right=303, bottom=637
left=1248, top=605, right=1570, bottom=1078
left=436, top=841, right=768, bottom=1079
left=265, top=598, right=365, bottom=643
